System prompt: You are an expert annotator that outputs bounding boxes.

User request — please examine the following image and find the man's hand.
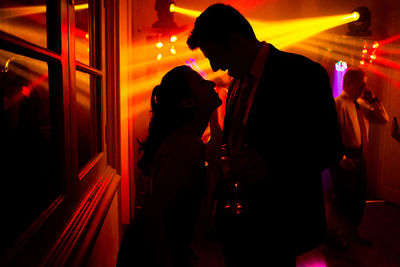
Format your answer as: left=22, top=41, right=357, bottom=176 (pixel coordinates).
left=392, top=117, right=400, bottom=143
left=339, top=158, right=357, bottom=172
left=362, top=89, right=378, bottom=104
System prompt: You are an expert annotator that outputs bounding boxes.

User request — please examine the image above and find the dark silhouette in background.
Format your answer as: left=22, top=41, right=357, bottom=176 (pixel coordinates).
left=187, top=4, right=343, bottom=266
left=116, top=65, right=221, bottom=267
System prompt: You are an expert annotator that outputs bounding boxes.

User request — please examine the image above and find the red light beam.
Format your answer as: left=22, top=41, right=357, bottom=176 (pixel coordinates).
left=364, top=64, right=400, bottom=89
left=378, top=33, right=400, bottom=47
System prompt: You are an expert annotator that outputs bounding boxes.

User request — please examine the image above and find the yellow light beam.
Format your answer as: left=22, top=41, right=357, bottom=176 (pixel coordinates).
left=0, top=4, right=88, bottom=19
left=257, top=13, right=360, bottom=48
left=300, top=37, right=362, bottom=57
left=169, top=4, right=201, bottom=18
left=0, top=6, right=46, bottom=19
left=126, top=6, right=362, bottom=104
left=74, top=4, right=89, bottom=11
left=292, top=41, right=356, bottom=64
left=170, top=4, right=359, bottom=47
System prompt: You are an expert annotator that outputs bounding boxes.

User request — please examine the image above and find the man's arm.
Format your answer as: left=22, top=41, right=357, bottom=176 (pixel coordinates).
left=392, top=117, right=400, bottom=143
left=359, top=90, right=389, bottom=124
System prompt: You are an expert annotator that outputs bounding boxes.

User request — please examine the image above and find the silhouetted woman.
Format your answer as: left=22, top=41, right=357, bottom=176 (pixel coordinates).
left=117, top=65, right=222, bottom=267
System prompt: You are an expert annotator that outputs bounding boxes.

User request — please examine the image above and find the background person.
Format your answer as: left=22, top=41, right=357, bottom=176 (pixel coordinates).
left=329, top=67, right=389, bottom=247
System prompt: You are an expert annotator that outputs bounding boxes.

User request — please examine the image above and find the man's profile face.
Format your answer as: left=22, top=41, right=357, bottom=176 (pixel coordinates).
left=200, top=42, right=238, bottom=77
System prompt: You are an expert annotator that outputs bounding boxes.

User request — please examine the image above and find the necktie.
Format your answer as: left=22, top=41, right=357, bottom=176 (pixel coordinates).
left=355, top=101, right=367, bottom=151
left=228, top=77, right=254, bottom=151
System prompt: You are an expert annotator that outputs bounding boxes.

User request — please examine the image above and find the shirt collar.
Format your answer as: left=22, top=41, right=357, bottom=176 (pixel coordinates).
left=341, top=90, right=360, bottom=102
left=249, top=41, right=270, bottom=80
left=340, top=91, right=354, bottom=100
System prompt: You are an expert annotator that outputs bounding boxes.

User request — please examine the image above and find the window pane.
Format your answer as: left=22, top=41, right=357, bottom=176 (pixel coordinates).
left=76, top=71, right=101, bottom=170
left=75, top=0, right=91, bottom=66
left=0, top=49, right=60, bottom=252
left=0, top=0, right=47, bottom=48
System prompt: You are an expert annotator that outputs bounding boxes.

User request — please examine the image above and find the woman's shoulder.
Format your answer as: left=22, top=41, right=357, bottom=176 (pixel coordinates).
left=161, top=132, right=205, bottom=155
left=152, top=132, right=205, bottom=170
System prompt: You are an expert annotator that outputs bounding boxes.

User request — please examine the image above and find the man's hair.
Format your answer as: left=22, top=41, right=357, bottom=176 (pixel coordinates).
left=187, top=4, right=256, bottom=50
left=343, top=67, right=365, bottom=88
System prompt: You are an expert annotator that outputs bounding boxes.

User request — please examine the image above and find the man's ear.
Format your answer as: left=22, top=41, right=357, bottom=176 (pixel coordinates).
left=230, top=33, right=245, bottom=46
left=181, top=98, right=195, bottom=108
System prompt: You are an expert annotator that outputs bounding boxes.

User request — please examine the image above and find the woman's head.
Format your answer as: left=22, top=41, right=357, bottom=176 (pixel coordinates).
left=151, top=65, right=221, bottom=119
left=138, top=65, right=221, bottom=175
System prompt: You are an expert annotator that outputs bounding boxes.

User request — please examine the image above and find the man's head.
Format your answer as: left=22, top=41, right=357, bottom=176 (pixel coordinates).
left=343, top=67, right=367, bottom=99
left=187, top=4, right=258, bottom=78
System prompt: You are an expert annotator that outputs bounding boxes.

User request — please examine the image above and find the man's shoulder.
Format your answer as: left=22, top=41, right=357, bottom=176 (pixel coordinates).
left=335, top=94, right=351, bottom=110
left=263, top=45, right=326, bottom=83
left=270, top=44, right=312, bottom=61
left=268, top=44, right=324, bottom=73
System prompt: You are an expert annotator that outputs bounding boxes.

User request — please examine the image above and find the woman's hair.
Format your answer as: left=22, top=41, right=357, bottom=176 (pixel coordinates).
left=187, top=4, right=256, bottom=50
left=138, top=65, right=195, bottom=176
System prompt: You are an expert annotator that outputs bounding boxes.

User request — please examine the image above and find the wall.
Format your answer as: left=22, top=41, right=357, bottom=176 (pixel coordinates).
left=87, top=192, right=121, bottom=267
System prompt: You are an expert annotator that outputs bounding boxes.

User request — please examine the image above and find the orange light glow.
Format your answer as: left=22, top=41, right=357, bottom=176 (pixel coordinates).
left=170, top=36, right=177, bottom=42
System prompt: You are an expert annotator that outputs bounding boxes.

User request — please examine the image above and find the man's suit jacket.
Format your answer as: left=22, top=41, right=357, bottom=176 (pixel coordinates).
left=229, top=44, right=343, bottom=256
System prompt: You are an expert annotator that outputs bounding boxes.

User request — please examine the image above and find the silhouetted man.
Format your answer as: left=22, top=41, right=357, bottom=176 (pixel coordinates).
left=187, top=4, right=343, bottom=266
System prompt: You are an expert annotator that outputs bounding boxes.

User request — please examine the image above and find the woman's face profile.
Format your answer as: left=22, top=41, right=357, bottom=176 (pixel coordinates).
left=185, top=69, right=222, bottom=112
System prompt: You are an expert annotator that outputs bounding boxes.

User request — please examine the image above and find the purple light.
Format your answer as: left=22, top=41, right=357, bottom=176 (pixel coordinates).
left=332, top=61, right=347, bottom=98
left=335, top=60, right=347, bottom=72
